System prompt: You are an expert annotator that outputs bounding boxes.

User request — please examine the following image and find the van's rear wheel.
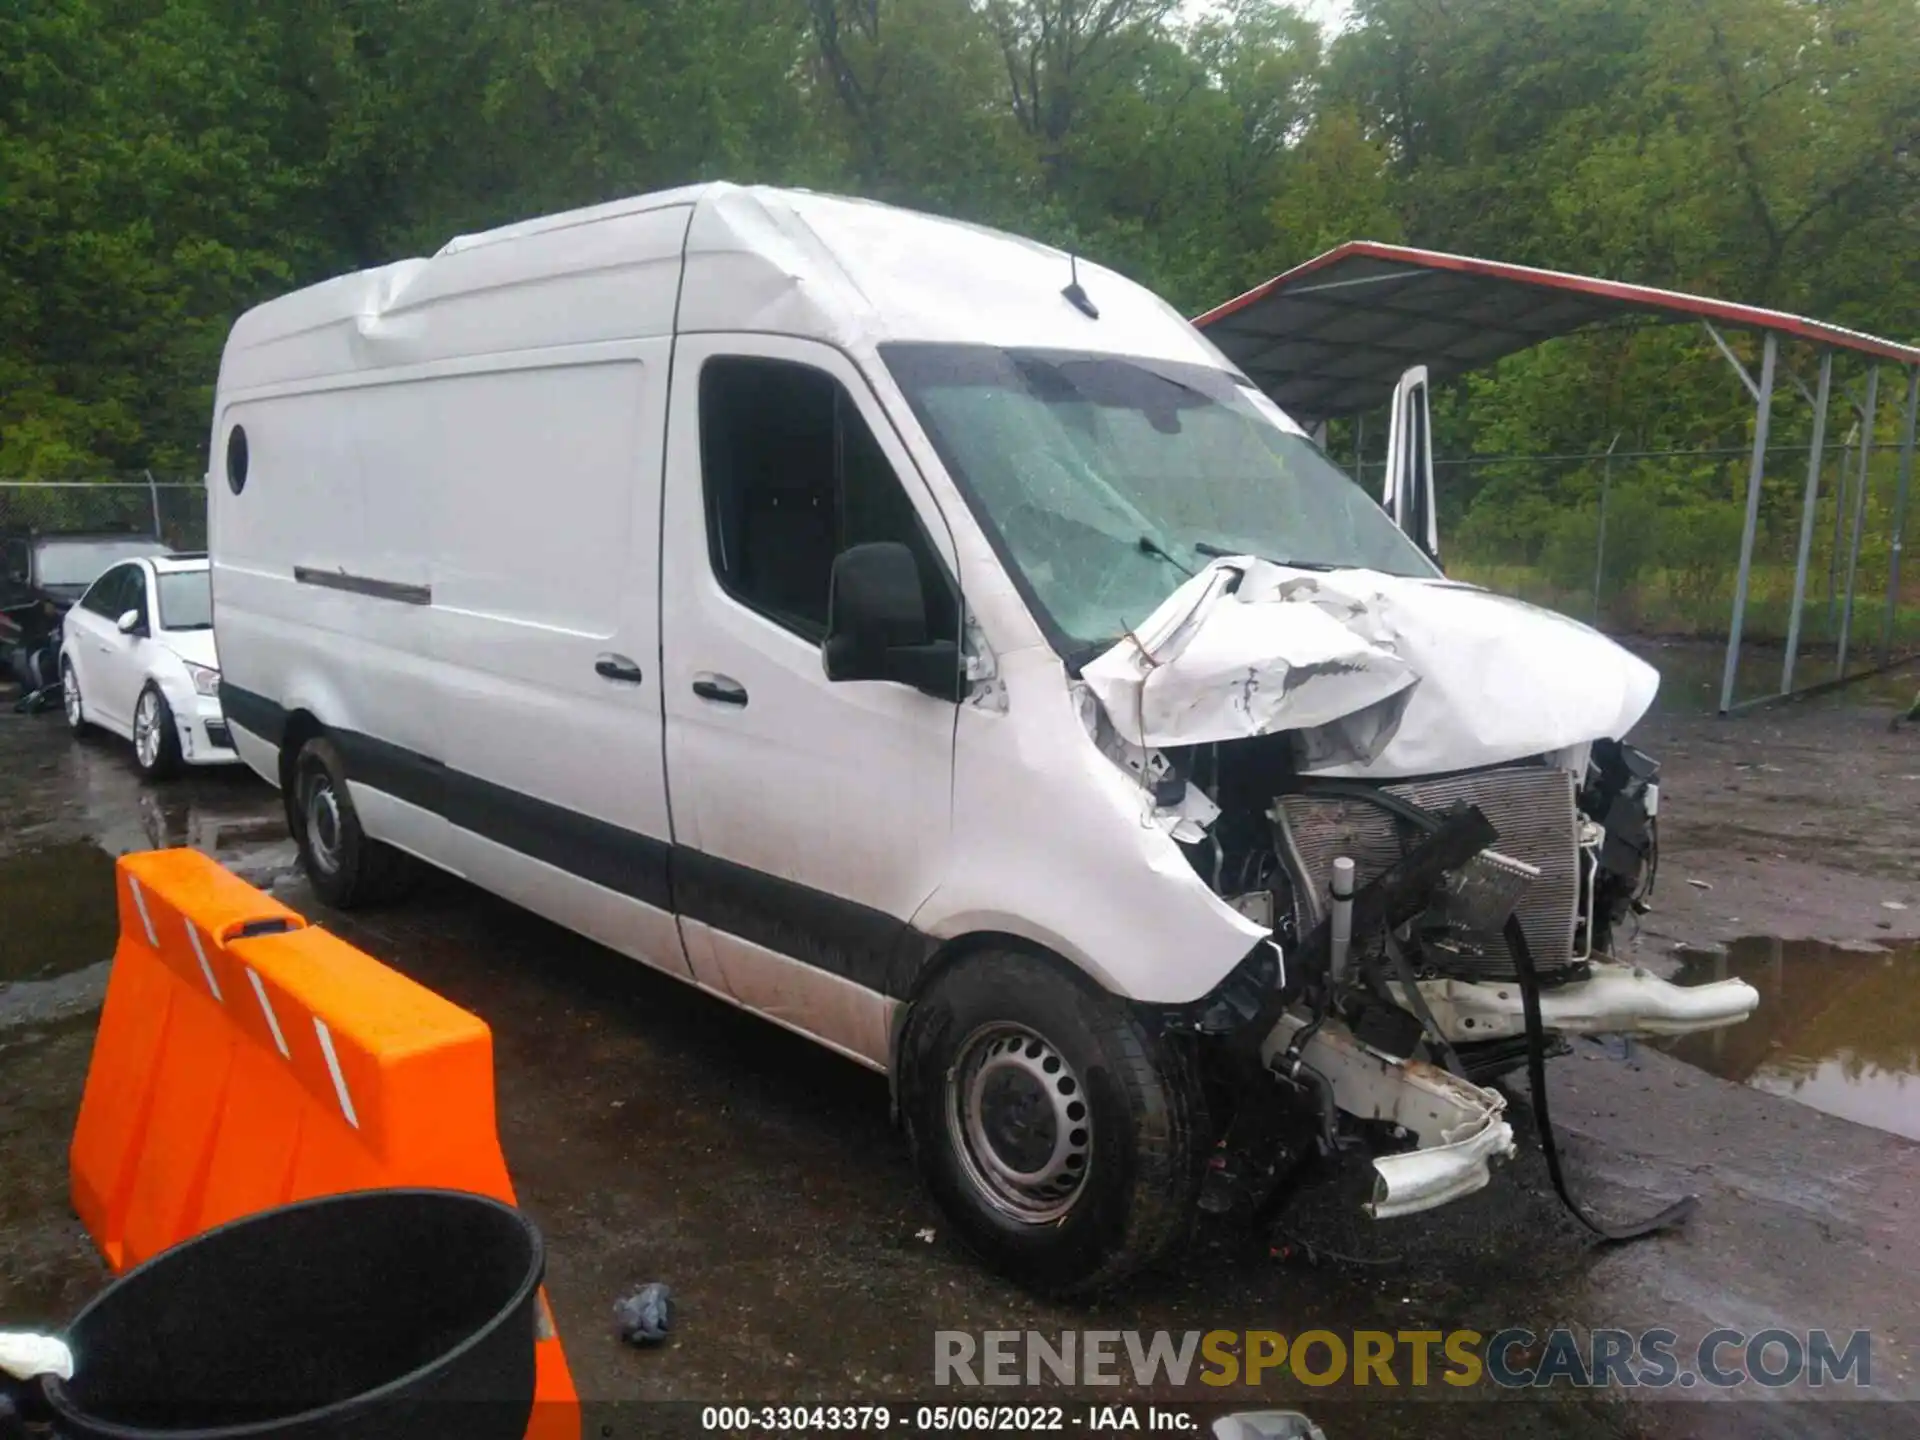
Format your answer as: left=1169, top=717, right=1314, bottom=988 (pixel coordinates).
left=898, top=949, right=1208, bottom=1296
left=289, top=736, right=418, bottom=908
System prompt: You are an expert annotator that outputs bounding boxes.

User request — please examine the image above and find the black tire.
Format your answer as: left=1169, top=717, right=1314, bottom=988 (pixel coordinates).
left=61, top=658, right=93, bottom=738
left=131, top=682, right=183, bottom=779
left=288, top=735, right=419, bottom=908
left=897, top=949, right=1209, bottom=1296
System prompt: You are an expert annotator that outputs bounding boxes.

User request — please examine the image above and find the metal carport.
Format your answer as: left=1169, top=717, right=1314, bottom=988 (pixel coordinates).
left=1194, top=242, right=1920, bottom=715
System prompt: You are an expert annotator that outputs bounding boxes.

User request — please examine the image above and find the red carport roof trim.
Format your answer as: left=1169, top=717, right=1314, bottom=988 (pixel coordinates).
left=1194, top=241, right=1920, bottom=367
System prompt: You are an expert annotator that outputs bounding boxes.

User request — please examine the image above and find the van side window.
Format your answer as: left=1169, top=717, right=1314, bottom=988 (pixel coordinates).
left=699, top=357, right=957, bottom=645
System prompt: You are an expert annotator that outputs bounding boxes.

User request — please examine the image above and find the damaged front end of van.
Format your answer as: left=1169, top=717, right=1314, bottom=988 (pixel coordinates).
left=1075, top=558, right=1759, bottom=1231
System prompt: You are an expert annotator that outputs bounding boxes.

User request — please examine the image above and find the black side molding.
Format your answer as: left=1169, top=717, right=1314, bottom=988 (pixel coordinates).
left=207, top=683, right=934, bottom=998
left=218, top=681, right=288, bottom=748
left=293, top=566, right=431, bottom=606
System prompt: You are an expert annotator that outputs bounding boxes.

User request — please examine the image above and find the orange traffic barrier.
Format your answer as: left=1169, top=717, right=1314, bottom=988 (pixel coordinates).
left=70, top=849, right=579, bottom=1440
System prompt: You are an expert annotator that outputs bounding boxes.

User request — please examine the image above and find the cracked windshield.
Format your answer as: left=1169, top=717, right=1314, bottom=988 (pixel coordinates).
left=883, top=344, right=1437, bottom=649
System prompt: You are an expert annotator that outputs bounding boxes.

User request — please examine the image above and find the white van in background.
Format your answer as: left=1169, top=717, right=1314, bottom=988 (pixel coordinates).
left=209, top=184, right=1756, bottom=1293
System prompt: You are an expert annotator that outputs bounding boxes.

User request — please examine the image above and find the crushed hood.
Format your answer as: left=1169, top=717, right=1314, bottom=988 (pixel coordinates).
left=1080, top=558, right=1659, bottom=779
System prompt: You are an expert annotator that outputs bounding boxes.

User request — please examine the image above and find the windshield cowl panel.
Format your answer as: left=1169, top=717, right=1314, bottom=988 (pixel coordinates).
left=881, top=343, right=1437, bottom=654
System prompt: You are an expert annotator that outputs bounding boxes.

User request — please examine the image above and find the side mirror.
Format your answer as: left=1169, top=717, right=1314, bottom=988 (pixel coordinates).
left=822, top=542, right=961, bottom=701
left=116, top=608, right=146, bottom=636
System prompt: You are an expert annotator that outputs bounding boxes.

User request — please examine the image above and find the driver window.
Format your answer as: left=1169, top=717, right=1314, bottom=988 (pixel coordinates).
left=698, top=356, right=957, bottom=645
left=81, top=565, right=131, bottom=618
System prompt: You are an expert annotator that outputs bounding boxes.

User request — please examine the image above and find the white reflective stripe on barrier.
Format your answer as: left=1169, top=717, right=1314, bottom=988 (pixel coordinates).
left=312, top=1017, right=360, bottom=1130
left=184, top=921, right=223, bottom=1003
left=127, top=875, right=158, bottom=948
left=245, top=966, right=291, bottom=1058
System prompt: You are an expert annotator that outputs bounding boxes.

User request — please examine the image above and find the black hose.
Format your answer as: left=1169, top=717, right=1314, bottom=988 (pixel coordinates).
left=1292, top=1061, right=1342, bottom=1154
left=1503, top=913, right=1696, bottom=1240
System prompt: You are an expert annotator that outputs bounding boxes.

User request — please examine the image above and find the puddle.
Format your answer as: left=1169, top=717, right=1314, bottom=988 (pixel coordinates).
left=1660, top=936, right=1920, bottom=1139
left=0, top=842, right=120, bottom=984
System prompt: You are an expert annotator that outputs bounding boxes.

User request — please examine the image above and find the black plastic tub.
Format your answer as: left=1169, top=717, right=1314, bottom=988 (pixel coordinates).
left=43, top=1188, right=543, bottom=1440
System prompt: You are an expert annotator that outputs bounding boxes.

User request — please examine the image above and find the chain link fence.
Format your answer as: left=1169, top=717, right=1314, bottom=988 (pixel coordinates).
left=0, top=478, right=208, bottom=553
left=5, top=444, right=1910, bottom=698
left=1360, top=440, right=1919, bottom=668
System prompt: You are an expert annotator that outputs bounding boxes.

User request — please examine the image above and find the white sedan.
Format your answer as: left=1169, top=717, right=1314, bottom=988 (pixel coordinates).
left=60, top=553, right=242, bottom=777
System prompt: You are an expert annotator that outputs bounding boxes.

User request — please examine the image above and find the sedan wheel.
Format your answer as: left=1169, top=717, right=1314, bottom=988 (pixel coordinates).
left=61, top=659, right=92, bottom=737
left=134, top=690, right=161, bottom=766
left=131, top=685, right=182, bottom=779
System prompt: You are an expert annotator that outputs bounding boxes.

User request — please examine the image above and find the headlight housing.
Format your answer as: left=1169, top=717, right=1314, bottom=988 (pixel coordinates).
left=183, top=660, right=221, bottom=697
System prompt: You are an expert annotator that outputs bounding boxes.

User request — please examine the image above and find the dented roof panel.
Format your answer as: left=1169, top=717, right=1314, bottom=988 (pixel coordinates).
left=218, top=184, right=1233, bottom=401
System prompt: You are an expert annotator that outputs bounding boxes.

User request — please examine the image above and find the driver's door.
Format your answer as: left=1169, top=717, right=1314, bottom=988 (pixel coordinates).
left=73, top=563, right=143, bottom=731
left=658, top=335, right=961, bottom=1066
left=1383, top=365, right=1440, bottom=564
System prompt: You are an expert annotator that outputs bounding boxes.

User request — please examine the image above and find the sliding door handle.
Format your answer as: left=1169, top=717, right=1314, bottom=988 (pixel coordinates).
left=691, top=673, right=748, bottom=707
left=594, top=654, right=645, bottom=684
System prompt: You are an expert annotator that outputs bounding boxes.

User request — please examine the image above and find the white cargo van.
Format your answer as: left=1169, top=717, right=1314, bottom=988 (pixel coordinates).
left=210, top=184, right=1757, bottom=1292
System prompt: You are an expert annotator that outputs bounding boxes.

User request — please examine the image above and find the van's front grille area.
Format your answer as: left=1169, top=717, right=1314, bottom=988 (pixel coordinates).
left=204, top=722, right=233, bottom=750
left=1276, top=763, right=1583, bottom=982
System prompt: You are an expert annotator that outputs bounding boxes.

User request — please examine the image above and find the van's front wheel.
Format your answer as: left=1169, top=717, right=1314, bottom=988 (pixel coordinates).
left=289, top=736, right=418, bottom=909
left=898, top=949, right=1208, bottom=1296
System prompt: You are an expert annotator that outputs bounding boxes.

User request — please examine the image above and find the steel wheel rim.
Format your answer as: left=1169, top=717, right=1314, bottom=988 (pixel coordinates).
left=63, top=666, right=81, bottom=727
left=134, top=691, right=162, bottom=767
left=944, top=1022, right=1092, bottom=1224
left=304, top=770, right=343, bottom=875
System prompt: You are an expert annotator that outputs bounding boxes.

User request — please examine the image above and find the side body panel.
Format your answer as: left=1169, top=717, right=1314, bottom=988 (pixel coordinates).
left=83, top=564, right=147, bottom=733
left=212, top=380, right=450, bottom=863
left=210, top=204, right=692, bottom=979
left=656, top=333, right=962, bottom=1065
left=62, top=576, right=115, bottom=732
left=429, top=344, right=686, bottom=979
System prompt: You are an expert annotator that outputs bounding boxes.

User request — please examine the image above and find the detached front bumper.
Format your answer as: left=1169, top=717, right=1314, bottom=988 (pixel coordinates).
left=1248, top=960, right=1758, bottom=1223
left=1261, top=1012, right=1517, bottom=1220
left=172, top=687, right=243, bottom=767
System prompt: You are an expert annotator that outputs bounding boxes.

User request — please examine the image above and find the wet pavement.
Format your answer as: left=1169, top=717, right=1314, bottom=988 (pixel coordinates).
left=1660, top=939, right=1920, bottom=1141
left=0, top=841, right=116, bottom=984
left=3, top=652, right=1919, bottom=1438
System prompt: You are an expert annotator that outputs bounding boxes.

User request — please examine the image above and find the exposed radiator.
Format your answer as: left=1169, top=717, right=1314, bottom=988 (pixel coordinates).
left=1275, top=763, right=1581, bottom=978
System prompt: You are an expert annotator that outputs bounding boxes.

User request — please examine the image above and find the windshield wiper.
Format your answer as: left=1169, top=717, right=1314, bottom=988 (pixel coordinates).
left=1137, top=535, right=1194, bottom=577
left=1193, top=540, right=1338, bottom=571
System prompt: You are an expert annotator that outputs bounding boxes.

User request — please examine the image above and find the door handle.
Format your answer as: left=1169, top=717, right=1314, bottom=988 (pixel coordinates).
left=594, top=654, right=645, bottom=684
left=691, top=673, right=748, bottom=707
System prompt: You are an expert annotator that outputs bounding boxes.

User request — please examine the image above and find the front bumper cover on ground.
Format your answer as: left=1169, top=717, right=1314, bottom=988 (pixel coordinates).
left=1261, top=1012, right=1517, bottom=1220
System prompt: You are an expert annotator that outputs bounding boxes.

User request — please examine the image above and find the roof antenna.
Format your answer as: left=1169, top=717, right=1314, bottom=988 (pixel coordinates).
left=1063, top=254, right=1100, bottom=320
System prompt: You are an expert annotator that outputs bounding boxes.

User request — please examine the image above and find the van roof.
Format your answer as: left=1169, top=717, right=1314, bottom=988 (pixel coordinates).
left=217, top=184, right=1230, bottom=397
